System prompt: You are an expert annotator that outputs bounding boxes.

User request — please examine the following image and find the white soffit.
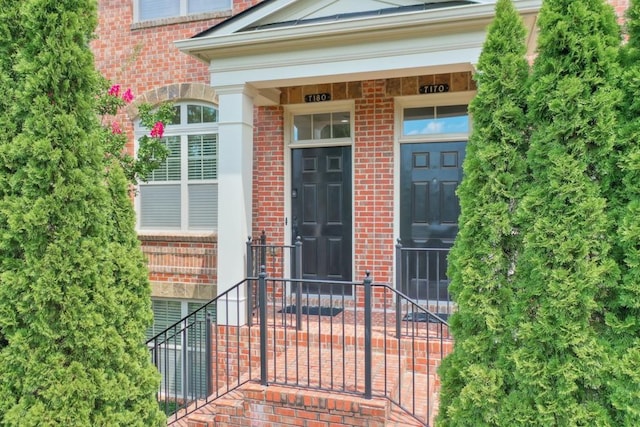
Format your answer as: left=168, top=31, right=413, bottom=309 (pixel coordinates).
left=176, top=0, right=541, bottom=97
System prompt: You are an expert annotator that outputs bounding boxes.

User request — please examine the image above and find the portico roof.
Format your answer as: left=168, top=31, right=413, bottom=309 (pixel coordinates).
left=176, top=0, right=540, bottom=105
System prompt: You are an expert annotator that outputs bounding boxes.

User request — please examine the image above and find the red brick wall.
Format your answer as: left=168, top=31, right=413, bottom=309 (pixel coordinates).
left=252, top=106, right=286, bottom=250
left=93, top=1, right=261, bottom=291
left=353, top=80, right=395, bottom=285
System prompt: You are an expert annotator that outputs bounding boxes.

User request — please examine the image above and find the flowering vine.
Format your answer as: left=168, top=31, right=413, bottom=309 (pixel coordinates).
left=97, top=81, right=174, bottom=184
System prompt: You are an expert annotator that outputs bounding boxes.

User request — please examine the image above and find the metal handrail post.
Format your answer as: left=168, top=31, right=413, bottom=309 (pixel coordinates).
left=205, top=311, right=213, bottom=397
left=258, top=266, right=268, bottom=385
left=182, top=324, right=188, bottom=407
left=364, top=271, right=372, bottom=399
left=246, top=236, right=253, bottom=326
left=295, top=236, right=303, bottom=331
left=395, top=239, right=402, bottom=338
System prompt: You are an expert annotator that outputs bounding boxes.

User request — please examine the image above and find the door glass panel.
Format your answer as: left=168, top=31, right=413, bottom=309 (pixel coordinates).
left=294, top=115, right=312, bottom=141
left=403, top=105, right=469, bottom=136
left=314, top=113, right=331, bottom=139
left=292, top=112, right=351, bottom=141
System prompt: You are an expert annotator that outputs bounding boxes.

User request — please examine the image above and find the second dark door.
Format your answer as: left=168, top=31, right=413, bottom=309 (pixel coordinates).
left=400, top=141, right=466, bottom=300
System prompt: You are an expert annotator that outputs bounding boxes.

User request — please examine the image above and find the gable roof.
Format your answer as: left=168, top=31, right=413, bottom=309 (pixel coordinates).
left=175, top=0, right=540, bottom=105
left=195, top=0, right=478, bottom=37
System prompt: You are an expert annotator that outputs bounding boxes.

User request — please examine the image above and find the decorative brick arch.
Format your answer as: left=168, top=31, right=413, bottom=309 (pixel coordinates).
left=126, top=83, right=217, bottom=119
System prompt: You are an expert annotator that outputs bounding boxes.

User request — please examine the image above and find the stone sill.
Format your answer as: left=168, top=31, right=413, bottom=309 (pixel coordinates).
left=131, top=10, right=232, bottom=30
left=138, top=232, right=217, bottom=243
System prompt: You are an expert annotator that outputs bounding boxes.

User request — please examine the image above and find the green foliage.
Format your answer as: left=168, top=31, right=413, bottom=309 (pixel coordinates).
left=0, top=0, right=165, bottom=425
left=436, top=0, right=529, bottom=424
left=604, top=1, right=640, bottom=424
left=97, top=78, right=173, bottom=184
left=507, top=0, right=620, bottom=424
left=438, top=0, right=640, bottom=425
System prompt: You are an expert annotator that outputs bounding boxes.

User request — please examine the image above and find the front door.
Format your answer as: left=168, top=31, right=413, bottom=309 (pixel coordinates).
left=292, top=146, right=352, bottom=295
left=400, top=142, right=465, bottom=300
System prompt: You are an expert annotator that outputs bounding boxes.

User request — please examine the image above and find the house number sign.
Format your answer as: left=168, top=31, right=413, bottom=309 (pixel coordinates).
left=420, top=84, right=450, bottom=94
left=305, top=93, right=331, bottom=103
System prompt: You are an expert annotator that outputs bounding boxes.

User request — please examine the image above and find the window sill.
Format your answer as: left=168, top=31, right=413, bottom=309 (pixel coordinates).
left=131, top=10, right=232, bottom=30
left=138, top=232, right=217, bottom=243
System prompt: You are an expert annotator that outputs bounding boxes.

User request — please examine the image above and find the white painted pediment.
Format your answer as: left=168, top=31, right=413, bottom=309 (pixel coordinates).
left=254, top=0, right=459, bottom=24
left=200, top=0, right=479, bottom=36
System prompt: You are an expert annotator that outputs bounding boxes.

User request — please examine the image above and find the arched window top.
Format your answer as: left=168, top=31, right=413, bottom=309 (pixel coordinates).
left=135, top=101, right=219, bottom=133
left=167, top=102, right=218, bottom=127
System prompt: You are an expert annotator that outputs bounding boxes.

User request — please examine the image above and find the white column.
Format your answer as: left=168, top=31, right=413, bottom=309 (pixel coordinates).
left=215, top=84, right=256, bottom=325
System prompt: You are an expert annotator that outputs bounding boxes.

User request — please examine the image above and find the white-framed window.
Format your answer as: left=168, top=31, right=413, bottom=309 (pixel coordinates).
left=136, top=102, right=218, bottom=232
left=396, top=91, right=474, bottom=144
left=146, top=299, right=215, bottom=399
left=293, top=111, right=351, bottom=141
left=402, top=104, right=469, bottom=136
left=287, top=101, right=355, bottom=146
left=134, top=0, right=232, bottom=22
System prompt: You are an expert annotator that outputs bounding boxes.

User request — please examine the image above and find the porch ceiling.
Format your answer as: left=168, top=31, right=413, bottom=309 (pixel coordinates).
left=175, top=0, right=540, bottom=105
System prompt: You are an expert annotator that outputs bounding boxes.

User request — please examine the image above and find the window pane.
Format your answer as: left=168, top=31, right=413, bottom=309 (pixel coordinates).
left=188, top=183, right=217, bottom=229
left=403, top=107, right=435, bottom=135
left=187, top=105, right=203, bottom=124
left=147, top=136, right=181, bottom=182
left=293, top=115, right=312, bottom=141
left=188, top=0, right=231, bottom=14
left=403, top=106, right=469, bottom=135
left=202, top=106, right=217, bottom=123
left=313, top=113, right=331, bottom=139
left=332, top=112, right=350, bottom=138
left=169, top=105, right=181, bottom=125
left=436, top=105, right=469, bottom=134
left=147, top=300, right=183, bottom=340
left=139, top=0, right=179, bottom=21
left=139, top=184, right=181, bottom=228
left=188, top=134, right=217, bottom=180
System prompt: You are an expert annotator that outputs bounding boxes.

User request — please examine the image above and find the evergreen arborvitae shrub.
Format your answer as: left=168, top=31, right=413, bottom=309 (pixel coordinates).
left=605, top=0, right=640, bottom=423
left=0, top=0, right=165, bottom=425
left=436, top=0, right=529, bottom=425
left=508, top=0, right=620, bottom=424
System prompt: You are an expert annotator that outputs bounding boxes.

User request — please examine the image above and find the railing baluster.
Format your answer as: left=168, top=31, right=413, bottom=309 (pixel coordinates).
left=259, top=266, right=268, bottom=386
left=395, top=239, right=402, bottom=338
left=364, top=271, right=372, bottom=400
left=246, top=236, right=253, bottom=326
left=295, top=237, right=302, bottom=331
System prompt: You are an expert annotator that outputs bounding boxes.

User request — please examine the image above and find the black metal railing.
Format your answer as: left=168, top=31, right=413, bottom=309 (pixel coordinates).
left=147, top=279, right=262, bottom=423
left=260, top=272, right=451, bottom=425
left=246, top=234, right=304, bottom=328
left=396, top=239, right=453, bottom=320
left=147, top=236, right=452, bottom=425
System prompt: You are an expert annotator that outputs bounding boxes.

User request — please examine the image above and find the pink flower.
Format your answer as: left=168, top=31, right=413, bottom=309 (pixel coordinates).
left=150, top=121, right=164, bottom=138
left=111, top=121, right=122, bottom=134
left=108, top=84, right=120, bottom=96
left=122, top=88, right=134, bottom=103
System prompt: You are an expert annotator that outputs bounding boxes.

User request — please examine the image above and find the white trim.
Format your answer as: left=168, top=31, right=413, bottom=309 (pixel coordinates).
left=135, top=102, right=219, bottom=234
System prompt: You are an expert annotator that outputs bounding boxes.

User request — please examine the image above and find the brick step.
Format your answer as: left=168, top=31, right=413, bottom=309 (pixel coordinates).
left=171, top=391, right=245, bottom=427
left=184, top=382, right=394, bottom=427
left=387, top=403, right=426, bottom=427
